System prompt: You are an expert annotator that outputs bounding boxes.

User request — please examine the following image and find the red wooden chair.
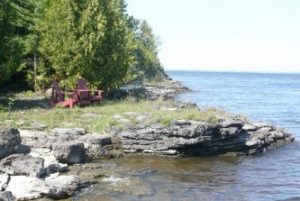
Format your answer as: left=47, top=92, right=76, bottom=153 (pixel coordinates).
left=50, top=80, right=75, bottom=108
left=74, top=78, right=104, bottom=106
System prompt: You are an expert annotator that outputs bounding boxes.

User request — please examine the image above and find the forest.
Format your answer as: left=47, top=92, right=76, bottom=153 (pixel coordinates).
left=0, top=0, right=164, bottom=91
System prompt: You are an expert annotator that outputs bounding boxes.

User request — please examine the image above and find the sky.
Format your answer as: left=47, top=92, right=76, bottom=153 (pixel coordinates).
left=126, top=0, right=300, bottom=73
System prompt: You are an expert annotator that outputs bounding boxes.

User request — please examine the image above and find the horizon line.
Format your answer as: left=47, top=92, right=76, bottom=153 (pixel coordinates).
left=164, top=68, right=300, bottom=75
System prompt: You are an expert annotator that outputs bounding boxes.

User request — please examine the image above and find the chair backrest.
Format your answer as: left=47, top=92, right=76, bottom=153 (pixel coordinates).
left=76, top=78, right=89, bottom=90
left=76, top=78, right=90, bottom=99
left=51, top=80, right=64, bottom=103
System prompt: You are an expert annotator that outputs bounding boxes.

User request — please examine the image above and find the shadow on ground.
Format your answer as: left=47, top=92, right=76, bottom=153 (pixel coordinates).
left=0, top=94, right=49, bottom=111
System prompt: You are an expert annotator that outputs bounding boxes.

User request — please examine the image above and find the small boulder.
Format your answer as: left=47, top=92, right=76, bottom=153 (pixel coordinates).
left=45, top=173, right=80, bottom=199
left=29, top=148, right=68, bottom=175
left=0, top=127, right=21, bottom=159
left=53, top=142, right=86, bottom=164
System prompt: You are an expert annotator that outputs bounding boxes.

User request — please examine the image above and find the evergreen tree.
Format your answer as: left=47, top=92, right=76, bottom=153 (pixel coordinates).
left=0, top=0, right=33, bottom=84
left=0, top=0, right=164, bottom=90
left=38, top=0, right=133, bottom=90
left=128, top=20, right=164, bottom=82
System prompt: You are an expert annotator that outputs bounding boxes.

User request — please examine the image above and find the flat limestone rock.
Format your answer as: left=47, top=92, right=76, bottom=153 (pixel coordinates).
left=51, top=128, right=86, bottom=136
left=119, top=118, right=294, bottom=156
left=6, top=174, right=80, bottom=200
left=0, top=154, right=45, bottom=178
left=6, top=176, right=49, bottom=200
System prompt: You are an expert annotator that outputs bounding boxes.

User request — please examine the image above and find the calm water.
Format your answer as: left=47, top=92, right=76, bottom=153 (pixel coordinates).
left=77, top=71, right=300, bottom=201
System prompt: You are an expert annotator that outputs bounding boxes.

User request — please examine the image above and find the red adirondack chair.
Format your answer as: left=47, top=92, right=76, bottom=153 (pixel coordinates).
left=50, top=80, right=75, bottom=108
left=74, top=78, right=104, bottom=106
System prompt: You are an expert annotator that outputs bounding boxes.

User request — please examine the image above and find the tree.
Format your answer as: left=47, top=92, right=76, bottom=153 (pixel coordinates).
left=21, top=0, right=48, bottom=90
left=0, top=0, right=33, bottom=84
left=38, top=0, right=133, bottom=90
left=128, top=20, right=164, bottom=82
left=0, top=0, right=164, bottom=90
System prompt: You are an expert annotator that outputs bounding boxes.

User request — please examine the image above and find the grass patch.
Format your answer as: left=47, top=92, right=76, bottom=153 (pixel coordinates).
left=0, top=93, right=230, bottom=133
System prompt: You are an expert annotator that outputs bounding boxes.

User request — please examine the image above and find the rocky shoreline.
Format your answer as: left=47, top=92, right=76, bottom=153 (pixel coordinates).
left=0, top=127, right=107, bottom=200
left=0, top=77, right=295, bottom=200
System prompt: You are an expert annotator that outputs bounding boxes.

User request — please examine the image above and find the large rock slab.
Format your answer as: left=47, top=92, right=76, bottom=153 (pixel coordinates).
left=6, top=176, right=49, bottom=200
left=0, top=127, right=21, bottom=159
left=53, top=142, right=86, bottom=164
left=118, top=118, right=294, bottom=156
left=0, top=154, right=45, bottom=178
left=6, top=174, right=80, bottom=200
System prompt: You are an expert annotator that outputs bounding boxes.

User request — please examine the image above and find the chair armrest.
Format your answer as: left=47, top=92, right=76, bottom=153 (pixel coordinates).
left=74, top=89, right=91, bottom=96
left=93, top=90, right=104, bottom=97
left=64, top=91, right=75, bottom=97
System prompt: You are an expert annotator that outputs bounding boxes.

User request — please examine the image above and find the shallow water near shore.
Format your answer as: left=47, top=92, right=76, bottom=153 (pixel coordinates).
left=75, top=71, right=300, bottom=201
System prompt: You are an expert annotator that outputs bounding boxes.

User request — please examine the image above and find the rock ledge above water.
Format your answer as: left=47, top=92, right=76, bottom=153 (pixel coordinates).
left=119, top=118, right=294, bottom=156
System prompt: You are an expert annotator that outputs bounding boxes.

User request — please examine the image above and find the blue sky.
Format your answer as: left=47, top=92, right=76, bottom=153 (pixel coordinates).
left=126, top=0, right=300, bottom=72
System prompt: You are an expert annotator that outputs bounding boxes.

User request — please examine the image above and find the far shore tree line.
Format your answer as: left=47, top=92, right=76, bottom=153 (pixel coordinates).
left=0, top=0, right=164, bottom=92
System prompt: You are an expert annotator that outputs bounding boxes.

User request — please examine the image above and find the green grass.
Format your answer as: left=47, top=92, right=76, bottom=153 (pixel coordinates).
left=0, top=94, right=230, bottom=133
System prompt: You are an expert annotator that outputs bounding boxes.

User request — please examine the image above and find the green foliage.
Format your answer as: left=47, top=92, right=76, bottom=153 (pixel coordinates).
left=38, top=0, right=133, bottom=90
left=128, top=20, right=164, bottom=82
left=159, top=116, right=173, bottom=126
left=0, top=0, right=164, bottom=90
left=0, top=0, right=33, bottom=84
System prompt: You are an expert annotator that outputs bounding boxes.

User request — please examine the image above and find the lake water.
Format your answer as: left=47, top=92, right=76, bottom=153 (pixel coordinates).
left=76, top=71, right=300, bottom=201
